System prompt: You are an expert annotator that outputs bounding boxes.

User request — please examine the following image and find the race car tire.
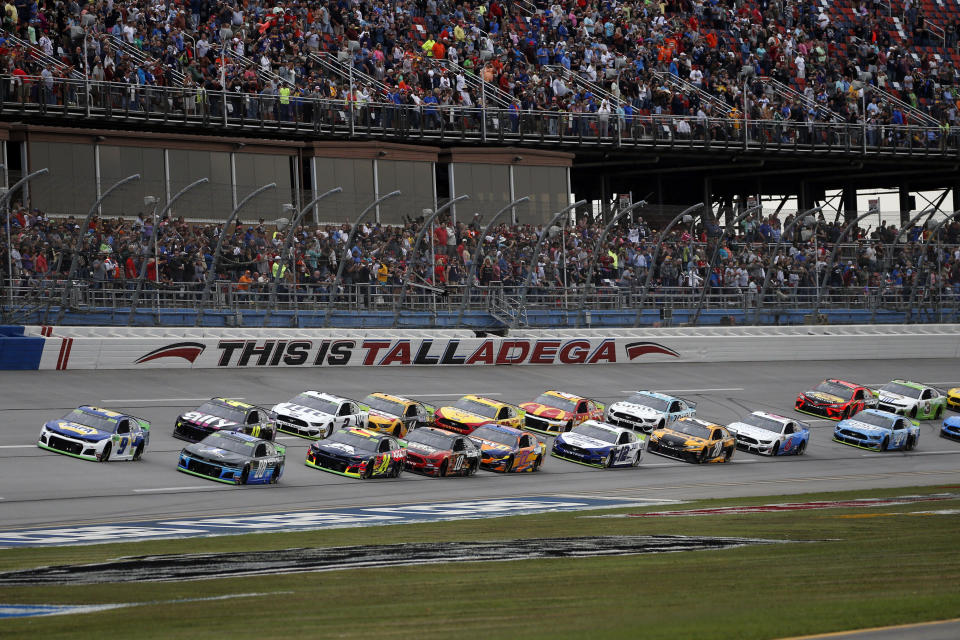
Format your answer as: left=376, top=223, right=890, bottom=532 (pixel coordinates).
left=132, top=443, right=144, bottom=461
left=466, top=458, right=479, bottom=476
left=603, top=452, right=614, bottom=468
left=240, top=464, right=250, bottom=485
left=438, top=460, right=449, bottom=477
left=533, top=454, right=543, bottom=472
left=565, top=421, right=573, bottom=432
left=657, top=419, right=665, bottom=429
left=631, top=451, right=642, bottom=467
left=99, top=442, right=112, bottom=463
left=393, top=425, right=402, bottom=437
left=322, top=424, right=334, bottom=439
left=771, top=441, right=780, bottom=456
left=841, top=407, right=850, bottom=420
left=503, top=455, right=515, bottom=473
left=796, top=440, right=807, bottom=456
left=878, top=437, right=889, bottom=452
left=905, top=436, right=916, bottom=452
left=270, top=464, right=283, bottom=484
left=909, top=407, right=917, bottom=419
left=935, top=407, right=943, bottom=419
left=723, top=447, right=733, bottom=462
left=697, top=449, right=709, bottom=464
left=362, top=460, right=375, bottom=479
left=391, top=460, right=403, bottom=478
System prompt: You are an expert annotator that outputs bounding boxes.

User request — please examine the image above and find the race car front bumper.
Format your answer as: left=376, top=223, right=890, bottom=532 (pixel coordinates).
left=647, top=440, right=702, bottom=463
left=177, top=454, right=242, bottom=484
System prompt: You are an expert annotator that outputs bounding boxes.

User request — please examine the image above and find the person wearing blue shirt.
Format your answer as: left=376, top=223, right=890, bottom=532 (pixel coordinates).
left=537, top=45, right=549, bottom=66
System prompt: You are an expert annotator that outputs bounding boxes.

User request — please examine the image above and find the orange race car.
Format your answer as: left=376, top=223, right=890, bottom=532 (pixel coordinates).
left=520, top=390, right=604, bottom=436
left=468, top=424, right=546, bottom=473
left=433, top=395, right=524, bottom=435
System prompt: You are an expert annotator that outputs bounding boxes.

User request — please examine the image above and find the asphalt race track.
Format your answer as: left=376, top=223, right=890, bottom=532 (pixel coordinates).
left=2, top=359, right=959, bottom=532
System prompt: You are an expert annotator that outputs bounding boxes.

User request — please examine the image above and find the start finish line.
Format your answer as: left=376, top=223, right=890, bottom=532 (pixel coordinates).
left=0, top=496, right=677, bottom=549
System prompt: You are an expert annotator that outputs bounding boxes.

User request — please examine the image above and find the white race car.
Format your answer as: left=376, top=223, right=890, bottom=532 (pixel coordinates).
left=726, top=411, right=810, bottom=456
left=271, top=391, right=367, bottom=440
left=605, top=390, right=697, bottom=433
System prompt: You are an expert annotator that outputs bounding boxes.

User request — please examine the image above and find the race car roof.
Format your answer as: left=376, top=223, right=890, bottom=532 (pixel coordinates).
left=678, top=417, right=723, bottom=430
left=78, top=406, right=124, bottom=419
left=471, top=423, right=524, bottom=437
left=300, top=391, right=353, bottom=405
left=367, top=392, right=416, bottom=406
left=853, top=408, right=902, bottom=420
left=212, top=397, right=256, bottom=410
left=461, top=394, right=515, bottom=409
left=752, top=410, right=792, bottom=423
left=543, top=390, right=588, bottom=402
left=629, top=390, right=680, bottom=402
left=208, top=430, right=263, bottom=444
left=824, top=379, right=859, bottom=389
left=576, top=419, right=630, bottom=435
left=884, top=379, right=926, bottom=390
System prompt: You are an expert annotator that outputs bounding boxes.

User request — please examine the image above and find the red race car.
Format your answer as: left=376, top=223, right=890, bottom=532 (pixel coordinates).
left=401, top=427, right=482, bottom=477
left=795, top=379, right=877, bottom=421
left=519, top=390, right=604, bottom=436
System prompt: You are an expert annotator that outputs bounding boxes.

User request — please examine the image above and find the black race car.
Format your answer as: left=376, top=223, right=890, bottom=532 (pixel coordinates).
left=177, top=431, right=285, bottom=485
left=174, top=398, right=276, bottom=443
left=305, top=427, right=405, bottom=479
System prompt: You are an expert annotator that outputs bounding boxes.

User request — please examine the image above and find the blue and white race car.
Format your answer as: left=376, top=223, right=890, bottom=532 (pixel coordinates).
left=833, top=409, right=919, bottom=452
left=177, top=431, right=286, bottom=485
left=37, top=406, right=150, bottom=462
left=604, top=390, right=696, bottom=433
left=941, top=416, right=960, bottom=442
left=726, top=411, right=810, bottom=456
left=550, top=420, right=645, bottom=468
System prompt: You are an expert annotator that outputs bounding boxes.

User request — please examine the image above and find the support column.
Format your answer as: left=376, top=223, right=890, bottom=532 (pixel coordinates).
left=898, top=184, right=912, bottom=227
left=797, top=180, right=812, bottom=211
left=842, top=185, right=858, bottom=223
left=953, top=186, right=960, bottom=213
left=702, top=176, right=712, bottom=220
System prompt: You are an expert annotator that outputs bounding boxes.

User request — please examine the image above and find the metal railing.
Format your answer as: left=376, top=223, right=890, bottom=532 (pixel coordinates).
left=3, top=75, right=959, bottom=157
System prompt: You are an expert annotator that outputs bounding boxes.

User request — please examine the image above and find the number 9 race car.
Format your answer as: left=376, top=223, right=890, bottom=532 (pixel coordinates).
left=38, top=406, right=150, bottom=462
left=795, top=379, right=876, bottom=421
left=174, top=398, right=276, bottom=442
left=648, top=417, right=735, bottom=464
left=178, top=431, right=285, bottom=485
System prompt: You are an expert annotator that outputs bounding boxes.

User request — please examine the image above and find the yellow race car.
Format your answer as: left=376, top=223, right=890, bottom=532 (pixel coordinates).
left=359, top=393, right=434, bottom=438
left=648, top=417, right=735, bottom=464
left=520, top=390, right=604, bottom=435
left=434, top=395, right=525, bottom=435
left=947, top=387, right=960, bottom=411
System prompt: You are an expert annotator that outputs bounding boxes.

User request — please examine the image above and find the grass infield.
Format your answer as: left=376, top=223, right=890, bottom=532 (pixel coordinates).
left=1, top=485, right=959, bottom=639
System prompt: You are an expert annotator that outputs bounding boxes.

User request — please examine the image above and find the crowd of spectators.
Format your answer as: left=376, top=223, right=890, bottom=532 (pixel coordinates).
left=0, top=0, right=959, bottom=137
left=3, top=200, right=960, bottom=310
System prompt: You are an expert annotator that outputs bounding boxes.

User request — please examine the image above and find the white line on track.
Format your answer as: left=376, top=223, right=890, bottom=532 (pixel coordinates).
left=619, top=388, right=744, bottom=394
left=101, top=397, right=244, bottom=403
left=0, top=445, right=35, bottom=449
left=133, top=486, right=225, bottom=493
left=275, top=436, right=299, bottom=441
left=417, top=392, right=502, bottom=397
left=861, top=451, right=960, bottom=457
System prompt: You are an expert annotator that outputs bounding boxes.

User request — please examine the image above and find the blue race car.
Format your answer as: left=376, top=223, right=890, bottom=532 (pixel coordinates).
left=550, top=420, right=645, bottom=468
left=833, top=409, right=919, bottom=452
left=941, top=416, right=960, bottom=442
left=178, top=431, right=285, bottom=485
left=38, top=406, right=150, bottom=462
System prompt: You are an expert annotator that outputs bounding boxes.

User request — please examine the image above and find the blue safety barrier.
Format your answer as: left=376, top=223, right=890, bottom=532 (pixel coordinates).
left=0, top=327, right=45, bottom=369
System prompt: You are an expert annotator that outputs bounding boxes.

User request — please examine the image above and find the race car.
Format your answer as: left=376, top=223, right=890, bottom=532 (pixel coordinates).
left=726, top=411, right=810, bottom=456
left=833, top=409, right=919, bottom=452
left=177, top=431, right=285, bottom=485
left=468, top=424, right=546, bottom=473
left=874, top=380, right=947, bottom=419
left=272, top=391, right=366, bottom=440
left=795, top=379, right=877, bottom=421
left=37, top=406, right=150, bottom=462
left=174, top=398, right=276, bottom=443
left=433, top=395, right=524, bottom=435
left=648, top=417, right=736, bottom=464
left=401, top=426, right=481, bottom=477
left=519, top=390, right=604, bottom=435
left=604, top=390, right=696, bottom=433
left=359, top=393, right=434, bottom=438
left=550, top=420, right=645, bottom=468
left=941, top=415, right=960, bottom=441
left=948, top=387, right=960, bottom=411
left=305, top=426, right=405, bottom=479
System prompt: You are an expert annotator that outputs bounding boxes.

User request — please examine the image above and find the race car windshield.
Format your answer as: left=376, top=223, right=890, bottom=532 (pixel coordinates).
left=673, top=422, right=713, bottom=439
left=450, top=398, right=500, bottom=418
left=626, top=393, right=670, bottom=412
left=572, top=424, right=618, bottom=443
left=533, top=393, right=577, bottom=412
left=406, top=429, right=455, bottom=449
left=879, top=382, right=922, bottom=399
left=363, top=395, right=406, bottom=416
left=201, top=433, right=255, bottom=455
left=196, top=402, right=247, bottom=423
left=470, top=426, right=516, bottom=446
left=813, top=381, right=853, bottom=398
left=742, top=414, right=785, bottom=433
left=852, top=412, right=896, bottom=429
left=291, top=394, right=340, bottom=415
left=63, top=410, right=117, bottom=433
left=327, top=430, right=379, bottom=452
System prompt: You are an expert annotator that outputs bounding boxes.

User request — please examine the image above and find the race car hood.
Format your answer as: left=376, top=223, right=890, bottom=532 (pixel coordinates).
left=404, top=441, right=445, bottom=457
left=556, top=432, right=612, bottom=451
left=727, top=422, right=779, bottom=442
left=803, top=391, right=846, bottom=405
left=656, top=431, right=706, bottom=448
left=876, top=392, right=914, bottom=406
left=368, top=410, right=402, bottom=426
left=178, top=411, right=240, bottom=430
left=471, top=437, right=515, bottom=455
left=182, top=443, right=248, bottom=467
left=436, top=407, right=491, bottom=425
left=608, top=401, right=664, bottom=420
left=311, top=440, right=371, bottom=459
left=836, top=419, right=889, bottom=436
left=271, top=403, right=334, bottom=423
left=43, top=420, right=111, bottom=443
left=518, top=403, right=572, bottom=421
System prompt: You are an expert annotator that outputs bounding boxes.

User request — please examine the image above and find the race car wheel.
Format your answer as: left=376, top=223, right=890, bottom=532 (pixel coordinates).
left=322, top=424, right=334, bottom=439
left=909, top=407, right=917, bottom=419
left=438, top=460, right=449, bottom=477
left=841, top=407, right=850, bottom=420
left=723, top=447, right=733, bottom=462
left=533, top=455, right=543, bottom=472
left=391, top=461, right=403, bottom=478
left=362, top=460, right=375, bottom=479
left=503, top=455, right=515, bottom=473
left=878, top=437, right=889, bottom=452
left=796, top=440, right=807, bottom=456
left=935, top=407, right=943, bottom=419
left=270, top=464, right=283, bottom=483
left=603, top=452, right=613, bottom=468
left=466, top=459, right=479, bottom=476
left=697, top=449, right=709, bottom=464
left=393, top=424, right=402, bottom=437
left=99, top=442, right=112, bottom=463
left=771, top=442, right=780, bottom=456
left=905, top=436, right=916, bottom=452
left=240, top=465, right=250, bottom=485
left=565, top=421, right=573, bottom=432
left=132, top=443, right=144, bottom=461
left=631, top=451, right=641, bottom=467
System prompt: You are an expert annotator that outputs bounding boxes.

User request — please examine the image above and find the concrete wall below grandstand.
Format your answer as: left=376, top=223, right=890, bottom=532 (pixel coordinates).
left=3, top=325, right=958, bottom=371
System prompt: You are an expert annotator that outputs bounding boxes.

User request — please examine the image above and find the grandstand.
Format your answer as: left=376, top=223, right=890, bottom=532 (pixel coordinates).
left=1, top=0, right=959, bottom=328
